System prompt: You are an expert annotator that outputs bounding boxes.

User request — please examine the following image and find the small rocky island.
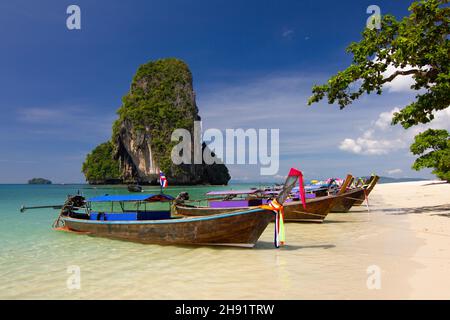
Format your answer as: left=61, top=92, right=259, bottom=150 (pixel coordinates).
left=28, top=178, right=52, bottom=185
left=82, top=58, right=230, bottom=185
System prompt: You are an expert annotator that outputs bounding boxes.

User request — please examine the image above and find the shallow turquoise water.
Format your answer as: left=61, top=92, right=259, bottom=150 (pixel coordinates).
left=0, top=183, right=260, bottom=299
left=1, top=183, right=410, bottom=299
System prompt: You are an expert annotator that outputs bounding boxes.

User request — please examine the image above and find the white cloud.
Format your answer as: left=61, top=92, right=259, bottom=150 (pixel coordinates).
left=339, top=138, right=362, bottom=154
left=197, top=71, right=447, bottom=180
left=386, top=168, right=402, bottom=175
left=340, top=107, right=450, bottom=156
left=339, top=136, right=404, bottom=155
left=17, top=107, right=66, bottom=123
left=199, top=73, right=357, bottom=156
left=421, top=108, right=450, bottom=130
left=0, top=159, right=37, bottom=164
left=14, top=106, right=116, bottom=143
left=374, top=107, right=400, bottom=130
left=282, top=29, right=294, bottom=39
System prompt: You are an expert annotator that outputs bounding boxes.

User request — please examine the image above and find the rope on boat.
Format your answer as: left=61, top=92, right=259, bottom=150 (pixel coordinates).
left=52, top=215, right=65, bottom=229
left=52, top=200, right=70, bottom=229
left=289, top=210, right=326, bottom=218
left=52, top=195, right=83, bottom=229
left=52, top=203, right=68, bottom=229
left=338, top=193, right=371, bottom=212
left=340, top=196, right=366, bottom=201
left=364, top=189, right=370, bottom=213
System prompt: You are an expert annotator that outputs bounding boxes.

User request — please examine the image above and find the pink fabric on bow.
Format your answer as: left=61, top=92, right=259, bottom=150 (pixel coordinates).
left=288, top=168, right=306, bottom=209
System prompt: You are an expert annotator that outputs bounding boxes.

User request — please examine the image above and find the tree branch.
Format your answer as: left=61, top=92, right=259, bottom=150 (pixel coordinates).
left=381, top=69, right=423, bottom=83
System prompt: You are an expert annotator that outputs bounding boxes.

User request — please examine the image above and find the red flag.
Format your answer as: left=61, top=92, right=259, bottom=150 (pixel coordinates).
left=288, top=168, right=306, bottom=209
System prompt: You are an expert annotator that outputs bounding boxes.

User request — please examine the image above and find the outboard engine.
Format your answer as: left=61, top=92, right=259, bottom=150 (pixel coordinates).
left=61, top=195, right=86, bottom=216
left=175, top=192, right=190, bottom=204
left=69, top=195, right=86, bottom=208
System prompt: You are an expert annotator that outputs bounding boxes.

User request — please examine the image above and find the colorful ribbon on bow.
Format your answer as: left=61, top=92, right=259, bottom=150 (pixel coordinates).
left=259, top=168, right=307, bottom=248
left=293, top=168, right=306, bottom=210
left=259, top=199, right=285, bottom=248
left=287, top=168, right=306, bottom=210
left=364, top=188, right=370, bottom=212
left=269, top=199, right=285, bottom=248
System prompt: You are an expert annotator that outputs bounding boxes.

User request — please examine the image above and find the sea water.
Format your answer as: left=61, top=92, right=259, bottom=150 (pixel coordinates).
left=0, top=184, right=417, bottom=299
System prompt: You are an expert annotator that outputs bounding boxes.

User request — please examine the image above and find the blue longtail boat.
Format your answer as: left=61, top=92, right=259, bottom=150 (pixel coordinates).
left=52, top=168, right=304, bottom=247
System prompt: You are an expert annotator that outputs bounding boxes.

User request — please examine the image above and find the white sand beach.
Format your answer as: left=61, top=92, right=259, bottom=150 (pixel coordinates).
left=364, top=180, right=450, bottom=299
left=275, top=179, right=450, bottom=300
left=241, top=179, right=450, bottom=300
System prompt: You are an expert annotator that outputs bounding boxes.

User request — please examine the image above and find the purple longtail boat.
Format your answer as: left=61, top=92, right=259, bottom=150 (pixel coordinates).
left=174, top=178, right=348, bottom=222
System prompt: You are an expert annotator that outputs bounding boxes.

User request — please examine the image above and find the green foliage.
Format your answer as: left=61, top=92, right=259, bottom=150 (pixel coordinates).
left=308, top=0, right=449, bottom=129
left=410, top=129, right=450, bottom=181
left=308, top=0, right=449, bottom=180
left=112, top=58, right=198, bottom=175
left=82, top=142, right=121, bottom=182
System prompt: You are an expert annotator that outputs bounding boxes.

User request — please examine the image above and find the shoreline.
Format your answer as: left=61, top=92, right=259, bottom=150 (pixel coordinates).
left=0, top=178, right=434, bottom=186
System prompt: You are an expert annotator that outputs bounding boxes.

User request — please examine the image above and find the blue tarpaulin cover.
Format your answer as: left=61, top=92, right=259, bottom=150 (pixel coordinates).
left=89, top=211, right=171, bottom=221
left=87, top=194, right=174, bottom=202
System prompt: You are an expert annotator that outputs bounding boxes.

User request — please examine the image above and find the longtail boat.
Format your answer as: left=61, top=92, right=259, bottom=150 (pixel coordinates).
left=127, top=185, right=143, bottom=193
left=278, top=195, right=336, bottom=222
left=353, top=175, right=380, bottom=206
left=50, top=168, right=304, bottom=248
left=329, top=175, right=379, bottom=212
left=175, top=175, right=354, bottom=222
left=175, top=195, right=334, bottom=222
left=282, top=174, right=354, bottom=221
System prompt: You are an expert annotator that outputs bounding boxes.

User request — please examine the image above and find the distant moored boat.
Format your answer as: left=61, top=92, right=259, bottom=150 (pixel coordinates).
left=127, top=185, right=143, bottom=192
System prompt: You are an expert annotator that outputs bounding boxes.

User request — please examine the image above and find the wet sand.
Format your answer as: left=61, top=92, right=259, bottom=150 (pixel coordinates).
left=1, top=181, right=449, bottom=299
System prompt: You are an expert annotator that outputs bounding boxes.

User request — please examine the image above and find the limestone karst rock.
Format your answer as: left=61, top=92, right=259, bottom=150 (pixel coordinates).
left=83, top=58, right=230, bottom=185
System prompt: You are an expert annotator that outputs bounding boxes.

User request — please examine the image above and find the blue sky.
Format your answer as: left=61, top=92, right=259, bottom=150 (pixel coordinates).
left=0, top=0, right=447, bottom=183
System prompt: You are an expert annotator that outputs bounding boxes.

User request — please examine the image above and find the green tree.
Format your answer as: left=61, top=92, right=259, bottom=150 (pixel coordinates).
left=82, top=142, right=121, bottom=183
left=410, top=129, right=450, bottom=182
left=308, top=0, right=449, bottom=180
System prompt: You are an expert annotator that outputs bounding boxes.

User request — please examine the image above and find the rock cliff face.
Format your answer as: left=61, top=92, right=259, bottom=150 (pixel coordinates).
left=114, top=120, right=158, bottom=183
left=109, top=58, right=230, bottom=185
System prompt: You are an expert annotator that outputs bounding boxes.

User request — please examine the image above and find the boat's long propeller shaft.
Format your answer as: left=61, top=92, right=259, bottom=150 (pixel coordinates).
left=19, top=205, right=63, bottom=213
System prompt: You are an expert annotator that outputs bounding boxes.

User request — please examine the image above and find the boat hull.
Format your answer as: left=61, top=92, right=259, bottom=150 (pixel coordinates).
left=282, top=195, right=336, bottom=222
left=330, top=188, right=365, bottom=212
left=61, top=209, right=273, bottom=247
